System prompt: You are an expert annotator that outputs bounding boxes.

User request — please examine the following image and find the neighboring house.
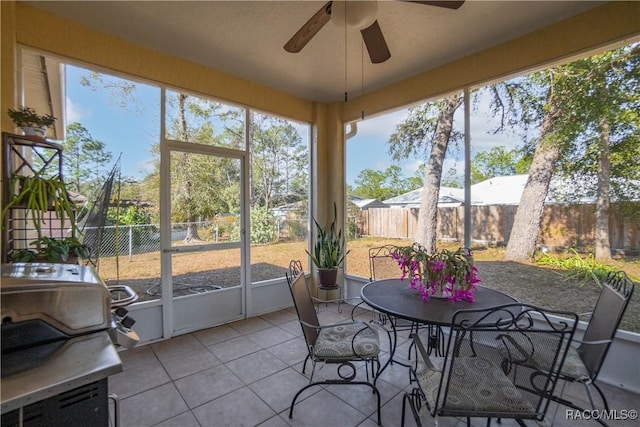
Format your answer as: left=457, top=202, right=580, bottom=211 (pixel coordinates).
left=382, top=186, right=468, bottom=208
left=383, top=174, right=640, bottom=207
left=270, top=200, right=307, bottom=220
left=347, top=195, right=387, bottom=210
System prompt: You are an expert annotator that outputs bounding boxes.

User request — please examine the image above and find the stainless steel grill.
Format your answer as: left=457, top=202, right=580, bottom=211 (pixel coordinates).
left=1, top=263, right=127, bottom=427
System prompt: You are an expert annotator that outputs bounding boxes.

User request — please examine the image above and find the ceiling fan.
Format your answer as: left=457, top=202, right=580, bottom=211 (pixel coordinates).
left=284, top=1, right=465, bottom=64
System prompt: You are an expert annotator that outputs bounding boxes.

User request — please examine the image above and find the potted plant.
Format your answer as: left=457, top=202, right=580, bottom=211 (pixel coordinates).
left=8, top=248, right=37, bottom=263
left=31, top=236, right=90, bottom=263
left=305, top=204, right=350, bottom=287
left=391, top=243, right=480, bottom=301
left=7, top=106, right=56, bottom=137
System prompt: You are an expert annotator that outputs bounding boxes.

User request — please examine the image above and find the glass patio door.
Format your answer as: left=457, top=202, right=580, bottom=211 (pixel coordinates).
left=161, top=143, right=246, bottom=335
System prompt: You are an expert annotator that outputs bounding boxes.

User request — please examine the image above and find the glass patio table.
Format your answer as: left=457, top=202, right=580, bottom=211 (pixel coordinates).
left=360, top=279, right=519, bottom=370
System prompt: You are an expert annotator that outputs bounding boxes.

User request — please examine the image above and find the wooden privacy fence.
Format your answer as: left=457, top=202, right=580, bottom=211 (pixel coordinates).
left=359, top=204, right=640, bottom=252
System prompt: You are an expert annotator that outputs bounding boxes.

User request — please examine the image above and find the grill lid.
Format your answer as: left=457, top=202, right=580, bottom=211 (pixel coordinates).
left=1, top=263, right=111, bottom=336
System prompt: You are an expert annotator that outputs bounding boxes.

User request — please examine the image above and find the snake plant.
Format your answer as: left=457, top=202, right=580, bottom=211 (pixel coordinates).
left=306, top=204, right=350, bottom=269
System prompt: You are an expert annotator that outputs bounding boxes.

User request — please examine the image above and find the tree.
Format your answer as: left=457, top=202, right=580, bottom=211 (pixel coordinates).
left=504, top=86, right=566, bottom=260
left=82, top=139, right=112, bottom=189
left=389, top=95, right=464, bottom=253
left=164, top=93, right=244, bottom=242
left=250, top=114, right=307, bottom=209
left=505, top=44, right=640, bottom=260
left=351, top=165, right=421, bottom=200
left=440, top=167, right=463, bottom=188
left=62, top=122, right=113, bottom=196
left=552, top=45, right=640, bottom=259
left=470, top=146, right=531, bottom=183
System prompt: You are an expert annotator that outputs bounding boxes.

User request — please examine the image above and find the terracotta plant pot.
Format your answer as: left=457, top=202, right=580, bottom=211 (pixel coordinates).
left=317, top=268, right=338, bottom=288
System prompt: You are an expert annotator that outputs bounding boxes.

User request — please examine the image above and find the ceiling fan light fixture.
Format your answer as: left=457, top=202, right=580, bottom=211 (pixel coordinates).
left=331, top=1, right=378, bottom=30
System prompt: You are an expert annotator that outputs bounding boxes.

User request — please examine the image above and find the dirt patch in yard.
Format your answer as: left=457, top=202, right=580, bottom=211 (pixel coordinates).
left=99, top=238, right=640, bottom=332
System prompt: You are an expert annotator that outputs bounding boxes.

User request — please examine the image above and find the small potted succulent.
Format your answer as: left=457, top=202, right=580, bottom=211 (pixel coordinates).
left=7, top=106, right=56, bottom=137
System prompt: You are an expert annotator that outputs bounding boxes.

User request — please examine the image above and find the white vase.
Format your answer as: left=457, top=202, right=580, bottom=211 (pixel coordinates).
left=431, top=286, right=452, bottom=299
left=21, top=126, right=47, bottom=138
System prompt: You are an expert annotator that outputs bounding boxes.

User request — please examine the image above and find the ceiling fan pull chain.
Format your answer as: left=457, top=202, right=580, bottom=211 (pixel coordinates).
left=361, top=38, right=365, bottom=119
left=344, top=0, right=348, bottom=102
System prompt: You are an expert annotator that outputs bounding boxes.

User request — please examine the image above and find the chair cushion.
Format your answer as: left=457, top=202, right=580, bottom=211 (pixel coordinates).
left=314, top=323, right=380, bottom=359
left=416, top=356, right=535, bottom=416
left=560, top=345, right=590, bottom=382
left=497, top=332, right=591, bottom=383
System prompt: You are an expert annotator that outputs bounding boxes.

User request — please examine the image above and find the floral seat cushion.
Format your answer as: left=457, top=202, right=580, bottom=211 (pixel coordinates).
left=314, top=323, right=380, bottom=359
left=416, top=356, right=535, bottom=415
left=497, top=332, right=590, bottom=382
left=560, top=345, right=590, bottom=381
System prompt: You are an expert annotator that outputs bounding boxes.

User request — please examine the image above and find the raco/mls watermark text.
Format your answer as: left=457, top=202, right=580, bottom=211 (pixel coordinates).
left=566, top=409, right=638, bottom=422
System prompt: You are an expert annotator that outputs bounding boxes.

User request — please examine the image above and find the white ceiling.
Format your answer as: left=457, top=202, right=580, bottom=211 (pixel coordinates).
left=27, top=1, right=606, bottom=103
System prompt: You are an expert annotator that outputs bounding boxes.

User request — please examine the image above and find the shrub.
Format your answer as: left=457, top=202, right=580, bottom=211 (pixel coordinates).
left=532, top=248, right=617, bottom=283
left=230, top=206, right=277, bottom=244
left=285, top=219, right=307, bottom=241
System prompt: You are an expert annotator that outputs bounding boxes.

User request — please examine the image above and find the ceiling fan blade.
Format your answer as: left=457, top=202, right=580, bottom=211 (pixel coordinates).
left=284, top=1, right=333, bottom=53
left=361, top=20, right=391, bottom=64
left=407, top=1, right=465, bottom=10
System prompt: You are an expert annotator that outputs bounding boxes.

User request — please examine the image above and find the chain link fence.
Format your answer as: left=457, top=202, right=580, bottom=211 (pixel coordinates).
left=84, top=218, right=308, bottom=260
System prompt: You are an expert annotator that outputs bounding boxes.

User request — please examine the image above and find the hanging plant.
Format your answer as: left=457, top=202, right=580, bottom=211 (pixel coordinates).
left=1, top=173, right=79, bottom=237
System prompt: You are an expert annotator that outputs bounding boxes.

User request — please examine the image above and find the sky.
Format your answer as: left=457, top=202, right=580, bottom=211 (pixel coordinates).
left=64, top=64, right=527, bottom=187
left=65, top=65, right=161, bottom=179
left=345, top=95, right=526, bottom=186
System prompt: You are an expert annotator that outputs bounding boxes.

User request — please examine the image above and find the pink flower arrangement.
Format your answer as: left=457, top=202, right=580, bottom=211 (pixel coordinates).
left=390, top=243, right=480, bottom=302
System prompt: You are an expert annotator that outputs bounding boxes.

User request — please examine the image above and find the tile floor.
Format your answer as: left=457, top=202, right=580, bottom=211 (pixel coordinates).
left=109, top=303, right=639, bottom=427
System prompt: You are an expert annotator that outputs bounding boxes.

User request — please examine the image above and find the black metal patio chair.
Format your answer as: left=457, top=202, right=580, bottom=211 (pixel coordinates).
left=401, top=303, right=579, bottom=427
left=286, top=260, right=385, bottom=426
left=350, top=244, right=404, bottom=322
left=547, top=270, right=635, bottom=425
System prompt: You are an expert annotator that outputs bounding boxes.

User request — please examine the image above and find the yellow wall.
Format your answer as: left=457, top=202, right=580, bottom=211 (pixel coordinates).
left=1, top=2, right=17, bottom=133
left=12, top=3, right=315, bottom=124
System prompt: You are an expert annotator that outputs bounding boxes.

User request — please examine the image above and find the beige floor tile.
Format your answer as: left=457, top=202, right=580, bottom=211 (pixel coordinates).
left=174, top=364, right=244, bottom=409
left=279, top=319, right=305, bottom=336
left=109, top=354, right=171, bottom=399
left=260, top=309, right=299, bottom=326
left=208, top=335, right=263, bottom=362
left=193, top=324, right=241, bottom=346
left=113, top=308, right=639, bottom=427
left=286, top=389, right=370, bottom=427
left=229, top=316, right=273, bottom=334
left=249, top=367, right=318, bottom=413
left=225, top=349, right=288, bottom=384
left=266, top=337, right=309, bottom=366
left=258, top=415, right=291, bottom=427
left=160, top=346, right=221, bottom=380
left=192, top=387, right=276, bottom=427
left=153, top=410, right=201, bottom=427
left=118, top=383, right=188, bottom=427
left=151, top=334, right=205, bottom=363
left=246, top=325, right=297, bottom=349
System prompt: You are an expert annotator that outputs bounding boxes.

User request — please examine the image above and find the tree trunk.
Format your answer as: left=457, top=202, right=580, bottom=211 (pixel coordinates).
left=595, top=118, right=612, bottom=260
left=177, top=94, right=200, bottom=242
left=416, top=95, right=462, bottom=253
left=505, top=92, right=561, bottom=260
